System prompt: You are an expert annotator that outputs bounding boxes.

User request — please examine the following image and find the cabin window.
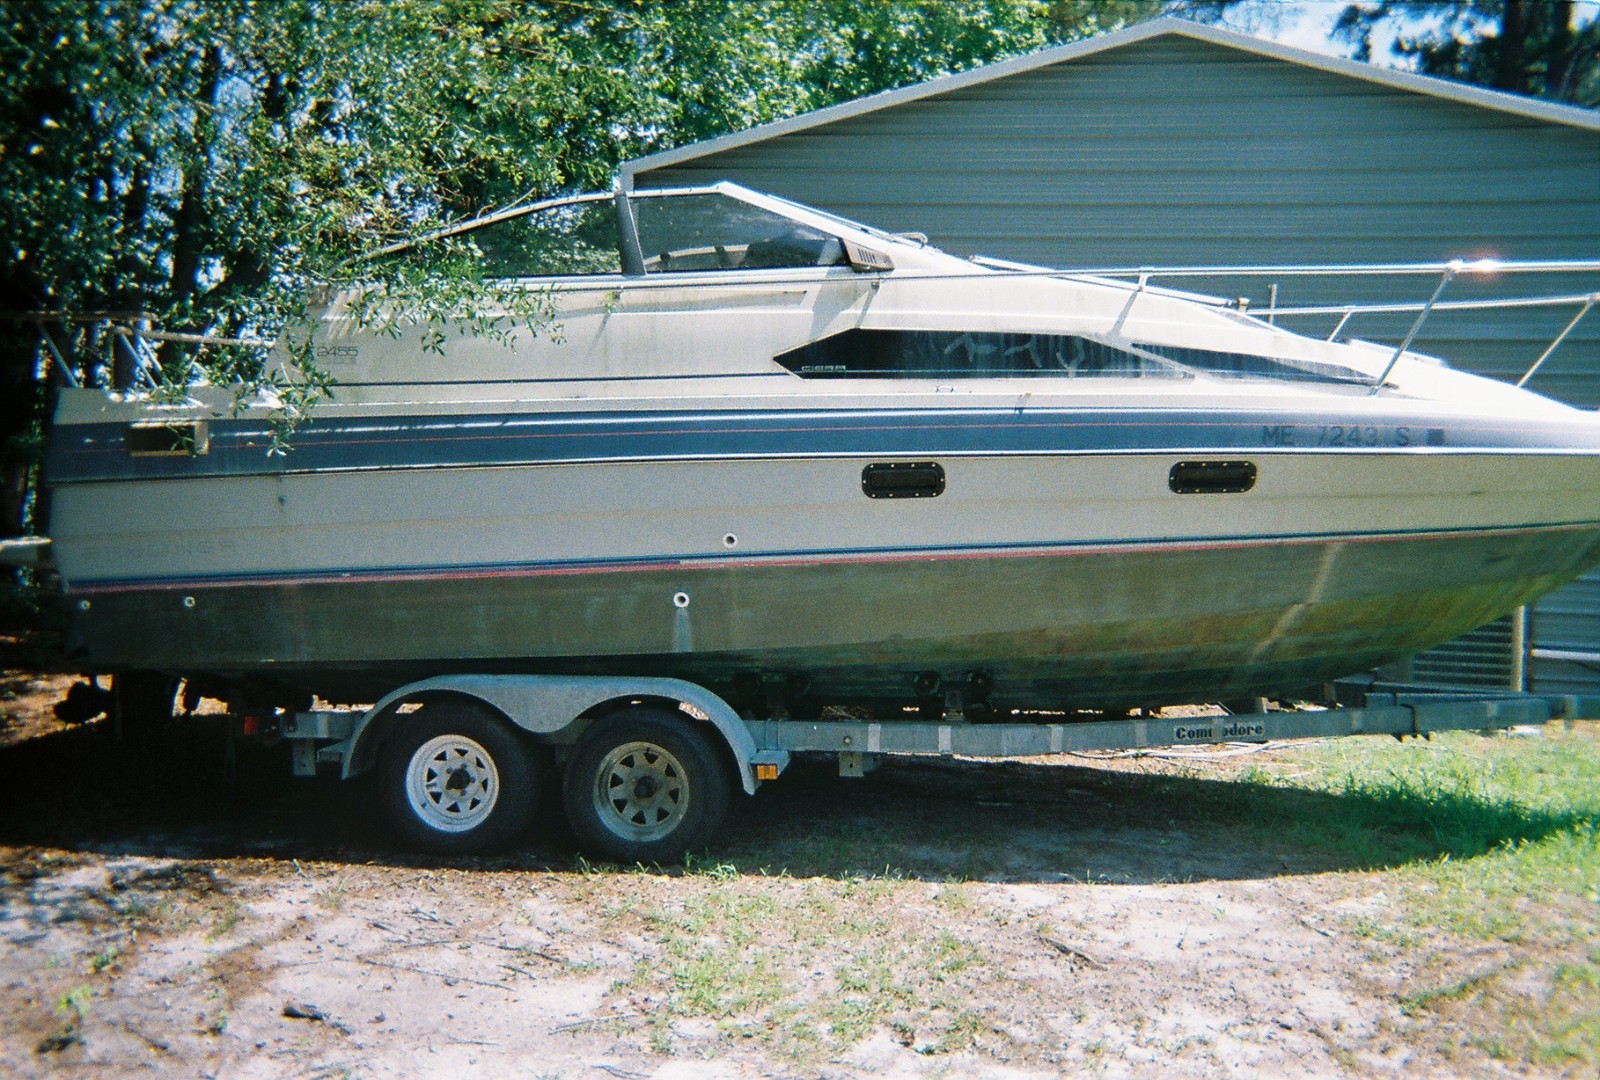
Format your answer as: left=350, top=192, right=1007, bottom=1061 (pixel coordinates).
left=127, top=421, right=208, bottom=457
left=1132, top=343, right=1369, bottom=385
left=632, top=194, right=846, bottom=273
left=775, top=329, right=1373, bottom=386
left=775, top=329, right=1174, bottom=379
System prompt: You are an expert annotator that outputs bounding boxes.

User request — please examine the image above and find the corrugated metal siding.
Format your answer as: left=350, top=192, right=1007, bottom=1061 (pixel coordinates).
left=1410, top=615, right=1519, bottom=690
left=1531, top=570, right=1600, bottom=696
left=636, top=35, right=1600, bottom=406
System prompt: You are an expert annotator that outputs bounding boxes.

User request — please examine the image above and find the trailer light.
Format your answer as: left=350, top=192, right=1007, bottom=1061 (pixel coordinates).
left=241, top=713, right=261, bottom=737
left=755, top=763, right=779, bottom=781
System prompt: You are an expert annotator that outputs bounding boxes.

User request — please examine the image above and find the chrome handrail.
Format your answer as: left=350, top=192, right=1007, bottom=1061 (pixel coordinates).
left=1057, top=259, right=1600, bottom=391
left=12, top=258, right=1599, bottom=392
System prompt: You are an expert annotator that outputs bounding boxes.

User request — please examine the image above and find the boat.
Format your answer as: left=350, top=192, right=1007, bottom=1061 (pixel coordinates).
left=42, top=182, right=1600, bottom=719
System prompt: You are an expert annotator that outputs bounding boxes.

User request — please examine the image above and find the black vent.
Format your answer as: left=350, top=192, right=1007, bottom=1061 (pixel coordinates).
left=862, top=461, right=945, bottom=499
left=1169, top=461, right=1256, bottom=494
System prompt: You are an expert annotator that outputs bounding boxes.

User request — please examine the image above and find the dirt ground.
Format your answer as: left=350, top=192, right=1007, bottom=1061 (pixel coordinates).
left=0, top=641, right=1586, bottom=1077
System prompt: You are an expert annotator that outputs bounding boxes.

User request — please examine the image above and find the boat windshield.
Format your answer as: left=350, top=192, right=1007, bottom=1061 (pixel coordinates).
left=372, top=196, right=624, bottom=277
left=379, top=189, right=846, bottom=278
left=633, top=193, right=846, bottom=272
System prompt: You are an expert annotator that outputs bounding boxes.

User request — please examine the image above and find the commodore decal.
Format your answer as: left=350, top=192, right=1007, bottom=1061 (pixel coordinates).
left=1172, top=720, right=1267, bottom=743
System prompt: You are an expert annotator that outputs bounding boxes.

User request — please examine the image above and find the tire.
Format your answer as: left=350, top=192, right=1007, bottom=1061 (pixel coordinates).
left=563, top=708, right=731, bottom=864
left=377, top=702, right=541, bottom=854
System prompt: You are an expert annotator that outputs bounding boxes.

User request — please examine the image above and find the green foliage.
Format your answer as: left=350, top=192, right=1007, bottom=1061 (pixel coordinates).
left=1333, top=1, right=1600, bottom=104
left=0, top=0, right=1156, bottom=530
left=0, top=0, right=1156, bottom=347
left=1, top=0, right=624, bottom=386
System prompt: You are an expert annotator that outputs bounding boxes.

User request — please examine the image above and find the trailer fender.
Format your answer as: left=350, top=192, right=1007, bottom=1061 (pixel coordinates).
left=342, top=674, right=761, bottom=793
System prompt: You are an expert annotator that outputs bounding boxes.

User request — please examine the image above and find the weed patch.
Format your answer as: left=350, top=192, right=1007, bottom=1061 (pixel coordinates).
left=1239, top=726, right=1600, bottom=1069
left=607, top=873, right=999, bottom=1064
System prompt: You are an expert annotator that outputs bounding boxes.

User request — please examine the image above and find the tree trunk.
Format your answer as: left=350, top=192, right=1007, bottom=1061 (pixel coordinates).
left=160, top=44, right=222, bottom=378
left=1494, top=0, right=1530, bottom=93
left=1544, top=0, right=1576, bottom=99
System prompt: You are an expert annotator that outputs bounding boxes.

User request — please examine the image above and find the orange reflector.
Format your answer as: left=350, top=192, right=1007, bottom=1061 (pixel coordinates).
left=755, top=763, right=779, bottom=781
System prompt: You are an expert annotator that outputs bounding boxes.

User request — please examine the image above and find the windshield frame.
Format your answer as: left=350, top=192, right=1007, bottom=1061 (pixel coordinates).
left=360, top=182, right=914, bottom=281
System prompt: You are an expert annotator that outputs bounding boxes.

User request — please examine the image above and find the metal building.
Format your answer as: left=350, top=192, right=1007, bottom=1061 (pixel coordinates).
left=625, top=17, right=1600, bottom=694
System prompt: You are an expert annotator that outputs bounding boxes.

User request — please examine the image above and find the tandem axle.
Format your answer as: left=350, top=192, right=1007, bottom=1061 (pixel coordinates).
left=257, top=673, right=1598, bottom=862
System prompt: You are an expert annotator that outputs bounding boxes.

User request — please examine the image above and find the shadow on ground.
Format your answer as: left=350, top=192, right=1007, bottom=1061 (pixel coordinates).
left=0, top=714, right=1583, bottom=886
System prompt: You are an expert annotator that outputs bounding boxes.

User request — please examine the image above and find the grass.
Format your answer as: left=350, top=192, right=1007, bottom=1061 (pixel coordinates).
left=207, top=897, right=249, bottom=939
left=572, top=724, right=1600, bottom=1070
left=1239, top=727, right=1600, bottom=925
left=88, top=943, right=121, bottom=973
left=1221, top=724, right=1600, bottom=1070
left=37, top=985, right=92, bottom=1053
left=605, top=867, right=998, bottom=1064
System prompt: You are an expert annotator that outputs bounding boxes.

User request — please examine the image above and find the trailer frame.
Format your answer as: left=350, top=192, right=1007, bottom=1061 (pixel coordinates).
left=282, top=672, right=1600, bottom=786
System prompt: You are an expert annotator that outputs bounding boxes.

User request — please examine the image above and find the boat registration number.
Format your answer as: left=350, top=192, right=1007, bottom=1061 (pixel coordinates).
left=1260, top=424, right=1445, bottom=448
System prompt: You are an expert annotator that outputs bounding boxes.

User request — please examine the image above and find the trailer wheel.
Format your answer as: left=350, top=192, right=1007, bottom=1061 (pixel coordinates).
left=378, top=702, right=540, bottom=854
left=564, top=709, right=730, bottom=864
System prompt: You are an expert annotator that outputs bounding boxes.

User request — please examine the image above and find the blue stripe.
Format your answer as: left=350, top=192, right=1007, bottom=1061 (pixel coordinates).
left=46, top=406, right=1600, bottom=484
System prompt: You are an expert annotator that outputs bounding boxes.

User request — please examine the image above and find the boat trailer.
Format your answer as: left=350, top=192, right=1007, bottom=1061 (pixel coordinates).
left=279, top=676, right=1599, bottom=785
left=245, top=671, right=1600, bottom=862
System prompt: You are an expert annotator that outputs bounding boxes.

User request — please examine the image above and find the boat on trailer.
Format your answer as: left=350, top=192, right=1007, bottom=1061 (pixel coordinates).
left=43, top=182, right=1600, bottom=719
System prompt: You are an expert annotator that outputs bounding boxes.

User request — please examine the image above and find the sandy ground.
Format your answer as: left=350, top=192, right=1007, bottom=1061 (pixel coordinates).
left=0, top=651, right=1572, bottom=1077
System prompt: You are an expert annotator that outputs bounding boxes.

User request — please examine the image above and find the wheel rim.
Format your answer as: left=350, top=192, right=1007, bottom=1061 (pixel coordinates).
left=405, top=734, right=500, bottom=833
left=592, top=740, right=690, bottom=842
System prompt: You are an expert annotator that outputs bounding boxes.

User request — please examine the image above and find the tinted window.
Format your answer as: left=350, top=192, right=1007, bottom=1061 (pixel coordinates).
left=776, top=328, right=1372, bottom=386
left=775, top=329, right=1176, bottom=379
left=1131, top=343, right=1370, bottom=385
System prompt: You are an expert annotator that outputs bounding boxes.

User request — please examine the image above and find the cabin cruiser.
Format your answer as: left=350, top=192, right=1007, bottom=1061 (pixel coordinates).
left=43, top=183, right=1600, bottom=718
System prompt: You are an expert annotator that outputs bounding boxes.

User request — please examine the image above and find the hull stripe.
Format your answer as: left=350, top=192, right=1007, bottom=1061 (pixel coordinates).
left=48, top=405, right=1600, bottom=484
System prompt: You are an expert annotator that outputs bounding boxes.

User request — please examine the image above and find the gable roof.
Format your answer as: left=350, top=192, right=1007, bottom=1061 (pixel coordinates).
left=623, top=16, right=1600, bottom=187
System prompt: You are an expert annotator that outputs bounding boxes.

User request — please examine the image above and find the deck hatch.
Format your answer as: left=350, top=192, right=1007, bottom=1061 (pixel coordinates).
left=862, top=461, right=945, bottom=499
left=1169, top=460, right=1256, bottom=494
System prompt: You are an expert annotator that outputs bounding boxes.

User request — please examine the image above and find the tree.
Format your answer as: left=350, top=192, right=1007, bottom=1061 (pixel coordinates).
left=1333, top=1, right=1599, bottom=104
left=1, top=0, right=1160, bottom=560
